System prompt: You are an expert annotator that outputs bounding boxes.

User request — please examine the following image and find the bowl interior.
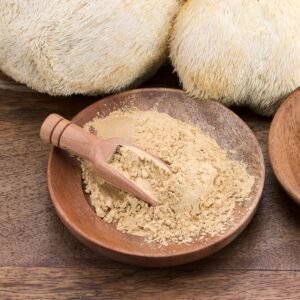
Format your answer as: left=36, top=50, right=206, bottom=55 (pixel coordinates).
left=269, top=89, right=300, bottom=204
left=48, top=88, right=264, bottom=265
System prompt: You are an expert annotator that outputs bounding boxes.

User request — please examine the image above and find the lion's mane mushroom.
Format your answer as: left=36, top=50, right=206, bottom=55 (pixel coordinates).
left=0, top=0, right=180, bottom=95
left=170, top=0, right=300, bottom=115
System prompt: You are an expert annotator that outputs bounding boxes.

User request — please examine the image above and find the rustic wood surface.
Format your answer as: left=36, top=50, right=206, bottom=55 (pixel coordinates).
left=0, top=67, right=299, bottom=299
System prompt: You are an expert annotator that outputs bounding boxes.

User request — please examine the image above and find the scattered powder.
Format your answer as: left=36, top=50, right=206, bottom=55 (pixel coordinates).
left=81, top=110, right=255, bottom=246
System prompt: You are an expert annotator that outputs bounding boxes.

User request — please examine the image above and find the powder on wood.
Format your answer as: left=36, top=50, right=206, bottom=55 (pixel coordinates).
left=81, top=110, right=255, bottom=245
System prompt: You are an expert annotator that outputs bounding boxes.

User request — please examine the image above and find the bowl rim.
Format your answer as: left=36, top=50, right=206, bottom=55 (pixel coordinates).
left=47, top=87, right=265, bottom=259
left=268, top=88, right=300, bottom=205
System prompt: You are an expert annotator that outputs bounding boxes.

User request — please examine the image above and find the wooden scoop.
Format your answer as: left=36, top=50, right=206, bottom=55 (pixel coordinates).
left=40, top=113, right=169, bottom=206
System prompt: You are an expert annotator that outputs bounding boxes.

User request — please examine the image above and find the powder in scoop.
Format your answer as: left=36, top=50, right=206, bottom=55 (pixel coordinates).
left=81, top=110, right=255, bottom=245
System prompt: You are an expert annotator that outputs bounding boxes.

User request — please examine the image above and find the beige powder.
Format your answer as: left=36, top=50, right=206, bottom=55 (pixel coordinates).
left=81, top=110, right=255, bottom=245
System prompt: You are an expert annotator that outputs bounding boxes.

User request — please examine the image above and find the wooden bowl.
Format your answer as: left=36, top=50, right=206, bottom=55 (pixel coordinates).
left=47, top=88, right=265, bottom=267
left=269, top=88, right=300, bottom=205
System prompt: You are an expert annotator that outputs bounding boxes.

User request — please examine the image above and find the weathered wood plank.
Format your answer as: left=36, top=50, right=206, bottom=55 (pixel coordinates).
left=0, top=67, right=299, bottom=298
left=0, top=268, right=299, bottom=300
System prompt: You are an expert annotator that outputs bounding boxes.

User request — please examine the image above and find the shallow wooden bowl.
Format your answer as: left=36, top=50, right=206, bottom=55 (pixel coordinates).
left=48, top=88, right=265, bottom=267
left=269, top=89, right=300, bottom=205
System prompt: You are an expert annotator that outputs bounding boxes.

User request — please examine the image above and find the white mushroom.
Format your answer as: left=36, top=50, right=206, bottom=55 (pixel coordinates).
left=170, top=0, right=300, bottom=115
left=0, top=0, right=180, bottom=95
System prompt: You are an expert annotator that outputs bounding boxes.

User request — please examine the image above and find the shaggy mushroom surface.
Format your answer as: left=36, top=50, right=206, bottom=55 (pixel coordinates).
left=0, top=0, right=180, bottom=95
left=170, top=0, right=300, bottom=115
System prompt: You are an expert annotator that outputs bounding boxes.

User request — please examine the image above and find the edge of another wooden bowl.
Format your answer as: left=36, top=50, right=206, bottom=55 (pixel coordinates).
left=269, top=88, right=300, bottom=205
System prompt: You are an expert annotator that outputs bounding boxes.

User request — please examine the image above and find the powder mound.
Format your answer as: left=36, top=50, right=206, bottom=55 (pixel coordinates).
left=81, top=110, right=255, bottom=245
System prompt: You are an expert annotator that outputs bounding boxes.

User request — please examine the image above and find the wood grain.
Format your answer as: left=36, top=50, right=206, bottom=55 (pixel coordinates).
left=0, top=69, right=299, bottom=297
left=0, top=268, right=299, bottom=300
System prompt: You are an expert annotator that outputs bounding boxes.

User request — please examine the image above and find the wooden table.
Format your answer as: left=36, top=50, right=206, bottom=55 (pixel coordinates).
left=1, top=67, right=299, bottom=299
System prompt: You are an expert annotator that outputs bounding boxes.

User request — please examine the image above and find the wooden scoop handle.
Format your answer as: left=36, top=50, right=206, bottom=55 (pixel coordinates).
left=40, top=113, right=99, bottom=160
left=40, top=114, right=159, bottom=206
